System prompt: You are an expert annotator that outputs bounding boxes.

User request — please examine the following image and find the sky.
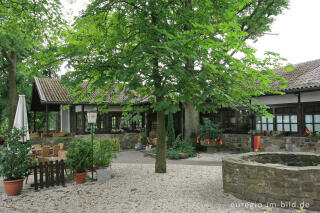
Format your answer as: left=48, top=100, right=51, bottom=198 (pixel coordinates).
left=250, top=0, right=320, bottom=64
left=61, top=0, right=320, bottom=66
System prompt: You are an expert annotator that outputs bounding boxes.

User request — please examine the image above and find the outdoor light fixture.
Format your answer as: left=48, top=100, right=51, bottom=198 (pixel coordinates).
left=87, top=111, right=98, bottom=124
left=87, top=110, right=97, bottom=181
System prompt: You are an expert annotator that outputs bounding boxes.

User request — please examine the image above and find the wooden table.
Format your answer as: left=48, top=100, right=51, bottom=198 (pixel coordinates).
left=43, top=156, right=66, bottom=161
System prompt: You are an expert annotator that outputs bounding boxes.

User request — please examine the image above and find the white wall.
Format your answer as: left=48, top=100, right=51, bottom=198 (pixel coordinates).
left=60, top=105, right=70, bottom=133
left=301, top=91, right=320, bottom=102
left=255, top=91, right=320, bottom=105
left=255, top=94, right=298, bottom=105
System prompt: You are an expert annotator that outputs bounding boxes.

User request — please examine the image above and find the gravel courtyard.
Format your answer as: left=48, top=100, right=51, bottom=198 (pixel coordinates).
left=0, top=152, right=314, bottom=213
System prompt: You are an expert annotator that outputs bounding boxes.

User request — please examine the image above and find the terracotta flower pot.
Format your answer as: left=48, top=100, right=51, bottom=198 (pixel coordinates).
left=3, top=179, right=24, bottom=196
left=75, top=172, right=87, bottom=184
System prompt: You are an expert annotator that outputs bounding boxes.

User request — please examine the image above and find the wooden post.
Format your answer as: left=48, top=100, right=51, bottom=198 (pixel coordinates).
left=45, top=162, right=49, bottom=188
left=56, top=160, right=60, bottom=186
left=298, top=92, right=303, bottom=136
left=50, top=161, right=54, bottom=186
left=61, top=160, right=65, bottom=187
left=82, top=105, right=85, bottom=134
left=39, top=162, right=44, bottom=189
left=273, top=106, right=276, bottom=131
left=34, top=111, right=37, bottom=132
left=46, top=104, right=49, bottom=139
left=34, top=165, right=38, bottom=191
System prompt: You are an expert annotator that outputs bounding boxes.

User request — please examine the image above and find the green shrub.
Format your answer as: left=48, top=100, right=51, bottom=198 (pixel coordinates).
left=167, top=148, right=180, bottom=159
left=146, top=147, right=156, bottom=154
left=94, top=138, right=119, bottom=167
left=66, top=138, right=91, bottom=173
left=170, top=135, right=195, bottom=158
left=199, top=118, right=223, bottom=140
left=0, top=128, right=33, bottom=180
left=138, top=131, right=148, bottom=146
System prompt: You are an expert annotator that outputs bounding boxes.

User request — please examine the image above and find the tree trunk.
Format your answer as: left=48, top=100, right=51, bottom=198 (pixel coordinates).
left=155, top=110, right=166, bottom=173
left=8, top=51, right=17, bottom=129
left=183, top=102, right=200, bottom=144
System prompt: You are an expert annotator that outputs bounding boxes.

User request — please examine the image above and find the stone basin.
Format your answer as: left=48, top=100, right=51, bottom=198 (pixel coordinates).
left=222, top=152, right=320, bottom=211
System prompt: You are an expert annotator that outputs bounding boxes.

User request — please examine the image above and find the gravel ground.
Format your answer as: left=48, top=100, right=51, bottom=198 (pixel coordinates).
left=186, top=152, right=235, bottom=162
left=0, top=162, right=311, bottom=213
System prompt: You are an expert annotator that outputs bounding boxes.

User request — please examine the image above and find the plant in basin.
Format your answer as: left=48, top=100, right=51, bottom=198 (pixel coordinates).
left=0, top=128, right=33, bottom=196
left=198, top=118, right=224, bottom=152
left=66, top=138, right=91, bottom=184
left=94, top=138, right=119, bottom=182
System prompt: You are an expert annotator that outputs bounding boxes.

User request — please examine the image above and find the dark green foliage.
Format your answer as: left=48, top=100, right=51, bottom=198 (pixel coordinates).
left=167, top=113, right=175, bottom=147
left=147, top=147, right=156, bottom=155
left=94, top=138, right=119, bottom=167
left=199, top=118, right=223, bottom=140
left=169, top=135, right=195, bottom=159
left=237, top=0, right=289, bottom=40
left=167, top=148, right=180, bottom=160
left=138, top=131, right=148, bottom=146
left=66, top=138, right=91, bottom=173
left=0, top=128, right=33, bottom=180
left=0, top=0, right=65, bottom=128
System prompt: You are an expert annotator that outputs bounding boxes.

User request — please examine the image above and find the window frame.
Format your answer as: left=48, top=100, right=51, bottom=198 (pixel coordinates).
left=275, top=114, right=298, bottom=132
left=255, top=115, right=274, bottom=131
left=305, top=114, right=320, bottom=132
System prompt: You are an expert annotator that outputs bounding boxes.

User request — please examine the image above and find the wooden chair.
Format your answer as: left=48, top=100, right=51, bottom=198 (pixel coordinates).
left=58, top=150, right=67, bottom=160
left=38, top=157, right=50, bottom=164
left=53, top=145, right=60, bottom=157
left=57, top=143, right=64, bottom=150
left=41, top=146, right=51, bottom=157
left=33, top=144, right=41, bottom=150
left=58, top=150, right=68, bottom=175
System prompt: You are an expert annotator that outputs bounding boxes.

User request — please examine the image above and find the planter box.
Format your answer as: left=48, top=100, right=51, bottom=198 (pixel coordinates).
left=30, top=133, right=39, bottom=138
left=53, top=132, right=65, bottom=137
left=200, top=141, right=223, bottom=153
left=96, top=167, right=111, bottom=183
left=178, top=152, right=189, bottom=159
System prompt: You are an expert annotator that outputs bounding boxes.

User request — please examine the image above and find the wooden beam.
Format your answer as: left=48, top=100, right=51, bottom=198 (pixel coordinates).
left=298, top=92, right=303, bottom=136
left=46, top=104, right=49, bottom=140
left=34, top=111, right=36, bottom=132
left=272, top=107, right=276, bottom=131
left=81, top=105, right=85, bottom=134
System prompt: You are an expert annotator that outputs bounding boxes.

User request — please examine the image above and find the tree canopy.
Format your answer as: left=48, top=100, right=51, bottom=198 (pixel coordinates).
left=0, top=0, right=65, bottom=129
left=64, top=0, right=289, bottom=173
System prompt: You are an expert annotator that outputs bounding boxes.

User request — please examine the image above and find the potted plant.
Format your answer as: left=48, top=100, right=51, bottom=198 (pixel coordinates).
left=94, top=138, right=119, bottom=183
left=198, top=118, right=224, bottom=153
left=0, top=128, right=33, bottom=196
left=66, top=138, right=91, bottom=184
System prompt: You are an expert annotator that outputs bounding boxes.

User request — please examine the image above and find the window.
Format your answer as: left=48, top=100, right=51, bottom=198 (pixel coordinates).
left=256, top=116, right=273, bottom=131
left=276, top=114, right=297, bottom=132
left=305, top=114, right=320, bottom=132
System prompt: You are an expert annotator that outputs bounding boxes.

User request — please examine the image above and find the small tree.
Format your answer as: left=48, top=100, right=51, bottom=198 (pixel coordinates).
left=0, top=0, right=65, bottom=128
left=64, top=0, right=289, bottom=173
left=0, top=128, right=32, bottom=181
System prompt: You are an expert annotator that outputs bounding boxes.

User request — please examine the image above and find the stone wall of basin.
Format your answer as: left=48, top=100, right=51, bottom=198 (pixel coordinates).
left=222, top=134, right=320, bottom=153
left=222, top=152, right=320, bottom=211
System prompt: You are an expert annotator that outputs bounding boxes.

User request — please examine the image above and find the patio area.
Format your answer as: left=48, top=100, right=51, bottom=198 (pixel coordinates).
left=0, top=151, right=313, bottom=213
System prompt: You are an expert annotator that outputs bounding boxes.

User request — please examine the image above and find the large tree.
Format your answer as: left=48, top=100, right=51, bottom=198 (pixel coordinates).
left=64, top=0, right=289, bottom=173
left=0, top=0, right=65, bottom=128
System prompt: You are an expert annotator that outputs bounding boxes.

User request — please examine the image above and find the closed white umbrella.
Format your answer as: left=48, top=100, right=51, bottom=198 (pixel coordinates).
left=13, top=95, right=30, bottom=141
